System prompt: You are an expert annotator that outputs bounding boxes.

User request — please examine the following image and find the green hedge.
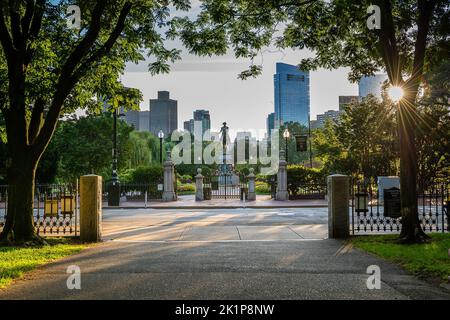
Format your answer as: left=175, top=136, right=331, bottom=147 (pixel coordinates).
left=120, top=164, right=163, bottom=184
left=287, top=165, right=327, bottom=185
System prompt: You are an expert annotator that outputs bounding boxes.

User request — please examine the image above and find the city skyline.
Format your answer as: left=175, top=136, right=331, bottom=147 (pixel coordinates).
left=122, top=48, right=358, bottom=132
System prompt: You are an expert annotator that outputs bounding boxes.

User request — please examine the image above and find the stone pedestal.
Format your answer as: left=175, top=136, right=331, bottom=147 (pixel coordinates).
left=276, top=150, right=289, bottom=201
left=162, top=151, right=177, bottom=202
left=195, top=168, right=204, bottom=201
left=327, top=174, right=350, bottom=238
left=80, top=175, right=102, bottom=242
left=247, top=168, right=256, bottom=201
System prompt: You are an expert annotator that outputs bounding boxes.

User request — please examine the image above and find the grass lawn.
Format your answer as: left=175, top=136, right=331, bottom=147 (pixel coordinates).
left=0, top=238, right=89, bottom=289
left=352, top=233, right=450, bottom=282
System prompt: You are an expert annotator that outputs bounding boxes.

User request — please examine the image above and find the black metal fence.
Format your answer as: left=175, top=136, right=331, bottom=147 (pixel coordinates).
left=204, top=174, right=248, bottom=200
left=288, top=183, right=327, bottom=200
left=103, top=181, right=164, bottom=203
left=351, top=179, right=449, bottom=234
left=266, top=175, right=327, bottom=200
left=0, top=183, right=79, bottom=236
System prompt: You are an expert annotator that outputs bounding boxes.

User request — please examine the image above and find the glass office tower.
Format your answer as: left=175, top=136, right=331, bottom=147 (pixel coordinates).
left=274, top=63, right=310, bottom=127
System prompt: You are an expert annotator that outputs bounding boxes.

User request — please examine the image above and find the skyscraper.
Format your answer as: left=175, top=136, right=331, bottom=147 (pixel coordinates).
left=358, top=74, right=388, bottom=100
left=338, top=95, right=358, bottom=111
left=149, top=91, right=178, bottom=137
left=266, top=112, right=276, bottom=138
left=193, top=109, right=211, bottom=135
left=184, top=109, right=211, bottom=140
left=274, top=63, right=310, bottom=127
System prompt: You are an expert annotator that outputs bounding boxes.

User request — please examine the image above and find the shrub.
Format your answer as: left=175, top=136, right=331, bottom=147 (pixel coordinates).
left=287, top=165, right=326, bottom=185
left=177, top=174, right=193, bottom=184
left=129, top=164, right=163, bottom=184
left=255, top=181, right=271, bottom=194
left=177, top=183, right=196, bottom=194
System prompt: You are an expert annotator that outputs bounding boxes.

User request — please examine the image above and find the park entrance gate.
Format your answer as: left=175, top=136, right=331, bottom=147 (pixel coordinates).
left=204, top=164, right=248, bottom=200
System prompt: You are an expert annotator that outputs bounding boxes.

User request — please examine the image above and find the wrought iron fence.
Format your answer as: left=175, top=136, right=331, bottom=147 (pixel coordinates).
left=288, top=183, right=327, bottom=200
left=266, top=175, right=327, bottom=200
left=0, top=182, right=79, bottom=236
left=351, top=179, right=449, bottom=234
left=204, top=172, right=248, bottom=200
left=103, top=180, right=164, bottom=203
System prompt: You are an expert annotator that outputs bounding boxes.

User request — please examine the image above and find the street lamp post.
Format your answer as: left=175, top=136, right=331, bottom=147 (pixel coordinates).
left=308, top=114, right=313, bottom=168
left=108, top=108, right=121, bottom=206
left=283, top=128, right=290, bottom=162
left=158, top=130, right=164, bottom=164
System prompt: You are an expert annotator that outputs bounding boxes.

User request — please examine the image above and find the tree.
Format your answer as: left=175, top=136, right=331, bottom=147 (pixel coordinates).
left=127, top=131, right=161, bottom=168
left=278, top=122, right=311, bottom=165
left=0, top=1, right=188, bottom=243
left=54, top=113, right=133, bottom=182
left=313, top=96, right=398, bottom=179
left=178, top=0, right=449, bottom=242
left=416, top=60, right=450, bottom=190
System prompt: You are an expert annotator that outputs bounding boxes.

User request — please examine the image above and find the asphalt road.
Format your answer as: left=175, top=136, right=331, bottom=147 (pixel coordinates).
left=1, top=208, right=449, bottom=300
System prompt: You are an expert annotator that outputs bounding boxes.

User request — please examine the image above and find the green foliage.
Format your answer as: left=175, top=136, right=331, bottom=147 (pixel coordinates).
left=352, top=234, right=450, bottom=281
left=279, top=122, right=312, bottom=165
left=313, top=96, right=398, bottom=179
left=124, top=164, right=163, bottom=184
left=176, top=183, right=196, bottom=194
left=53, top=113, right=133, bottom=182
left=255, top=181, right=271, bottom=194
left=181, top=1, right=448, bottom=83
left=287, top=165, right=327, bottom=185
left=177, top=174, right=193, bottom=184
left=126, top=131, right=161, bottom=168
left=416, top=60, right=450, bottom=188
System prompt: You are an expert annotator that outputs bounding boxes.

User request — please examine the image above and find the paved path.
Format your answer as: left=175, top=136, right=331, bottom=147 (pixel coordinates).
left=1, top=208, right=449, bottom=300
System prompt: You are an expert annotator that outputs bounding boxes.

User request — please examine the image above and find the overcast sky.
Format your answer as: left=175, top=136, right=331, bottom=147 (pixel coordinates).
left=121, top=2, right=358, bottom=134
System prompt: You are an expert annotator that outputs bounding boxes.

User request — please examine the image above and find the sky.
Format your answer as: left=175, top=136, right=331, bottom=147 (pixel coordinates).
left=120, top=2, right=359, bottom=134
left=122, top=49, right=358, bottom=134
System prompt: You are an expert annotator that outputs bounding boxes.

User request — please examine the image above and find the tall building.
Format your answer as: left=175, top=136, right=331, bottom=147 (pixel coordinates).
left=274, top=62, right=310, bottom=127
left=266, top=112, right=276, bottom=138
left=184, top=109, right=211, bottom=140
left=358, top=74, right=388, bottom=100
left=315, top=110, right=341, bottom=128
left=124, top=110, right=140, bottom=130
left=149, top=91, right=178, bottom=137
left=193, top=109, right=211, bottom=135
left=338, top=95, right=358, bottom=111
left=138, top=111, right=150, bottom=131
left=183, top=119, right=193, bottom=132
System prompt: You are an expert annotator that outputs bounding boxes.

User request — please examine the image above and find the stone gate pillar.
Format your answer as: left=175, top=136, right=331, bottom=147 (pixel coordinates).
left=195, top=168, right=204, bottom=201
left=247, top=168, right=256, bottom=201
left=79, top=175, right=102, bottom=242
left=327, top=174, right=350, bottom=238
left=276, top=150, right=289, bottom=201
left=162, top=151, right=177, bottom=202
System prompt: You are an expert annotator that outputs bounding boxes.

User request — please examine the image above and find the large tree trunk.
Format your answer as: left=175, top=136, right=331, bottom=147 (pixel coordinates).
left=0, top=154, right=41, bottom=244
left=397, top=98, right=429, bottom=243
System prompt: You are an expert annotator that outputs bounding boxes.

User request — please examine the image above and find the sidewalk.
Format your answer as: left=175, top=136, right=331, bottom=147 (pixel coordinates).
left=103, top=194, right=328, bottom=209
